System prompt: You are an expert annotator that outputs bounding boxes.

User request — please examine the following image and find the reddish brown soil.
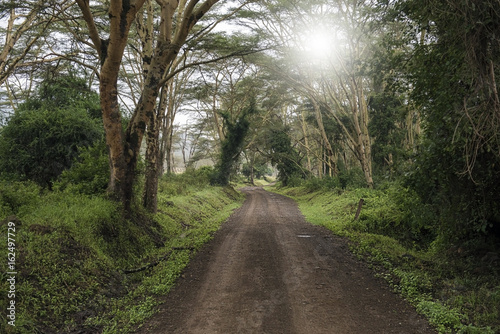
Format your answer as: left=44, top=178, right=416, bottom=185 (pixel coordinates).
left=137, top=187, right=435, bottom=334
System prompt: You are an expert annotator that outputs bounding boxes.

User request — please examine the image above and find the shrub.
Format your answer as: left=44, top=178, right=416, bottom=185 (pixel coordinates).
left=54, top=140, right=109, bottom=195
left=0, top=180, right=41, bottom=217
left=337, top=167, right=367, bottom=189
left=416, top=300, right=463, bottom=333
left=158, top=167, right=215, bottom=196
left=0, top=107, right=103, bottom=188
left=0, top=74, right=103, bottom=188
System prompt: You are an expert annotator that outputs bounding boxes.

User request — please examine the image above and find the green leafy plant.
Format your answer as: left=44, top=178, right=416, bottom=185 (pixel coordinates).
left=211, top=101, right=255, bottom=186
left=416, top=301, right=462, bottom=333
left=0, top=175, right=244, bottom=334
left=0, top=180, right=41, bottom=217
left=55, top=140, right=110, bottom=195
left=0, top=74, right=103, bottom=188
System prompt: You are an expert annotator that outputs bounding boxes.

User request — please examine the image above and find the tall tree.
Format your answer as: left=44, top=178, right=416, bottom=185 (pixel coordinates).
left=245, top=0, right=377, bottom=187
left=211, top=100, right=255, bottom=186
left=74, top=0, right=222, bottom=215
left=0, top=1, right=75, bottom=86
left=265, top=121, right=305, bottom=186
left=142, top=28, right=263, bottom=212
left=393, top=0, right=500, bottom=240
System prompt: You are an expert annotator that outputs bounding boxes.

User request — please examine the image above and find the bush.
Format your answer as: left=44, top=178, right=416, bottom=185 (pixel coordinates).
left=0, top=107, right=103, bottom=188
left=0, top=181, right=41, bottom=217
left=298, top=168, right=368, bottom=193
left=288, top=179, right=434, bottom=247
left=337, top=167, right=366, bottom=189
left=185, top=166, right=215, bottom=186
left=0, top=74, right=103, bottom=188
left=347, top=184, right=436, bottom=247
left=416, top=301, right=463, bottom=333
left=158, top=167, right=215, bottom=196
left=54, top=140, right=109, bottom=195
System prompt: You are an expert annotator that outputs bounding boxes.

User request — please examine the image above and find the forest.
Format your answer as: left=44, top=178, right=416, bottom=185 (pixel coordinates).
left=0, top=0, right=499, bottom=333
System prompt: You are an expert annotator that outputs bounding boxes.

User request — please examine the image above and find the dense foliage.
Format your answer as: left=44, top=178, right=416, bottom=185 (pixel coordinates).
left=1, top=0, right=500, bottom=332
left=266, top=124, right=305, bottom=186
left=0, top=171, right=243, bottom=333
left=211, top=101, right=255, bottom=186
left=389, top=0, right=500, bottom=245
left=54, top=140, right=110, bottom=195
left=0, top=75, right=103, bottom=188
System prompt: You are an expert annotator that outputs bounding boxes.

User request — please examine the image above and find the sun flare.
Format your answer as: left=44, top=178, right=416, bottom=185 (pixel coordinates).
left=302, top=29, right=334, bottom=57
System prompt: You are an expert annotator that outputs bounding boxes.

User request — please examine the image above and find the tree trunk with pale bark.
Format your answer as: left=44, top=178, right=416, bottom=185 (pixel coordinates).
left=75, top=0, right=221, bottom=215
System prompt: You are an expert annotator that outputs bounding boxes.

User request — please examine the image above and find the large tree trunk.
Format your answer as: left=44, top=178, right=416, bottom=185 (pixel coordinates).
left=143, top=82, right=170, bottom=212
left=311, top=98, right=337, bottom=176
left=353, top=78, right=374, bottom=188
left=143, top=106, right=161, bottom=213
left=76, top=0, right=147, bottom=215
left=141, top=0, right=221, bottom=212
left=300, top=110, right=313, bottom=173
left=101, top=75, right=127, bottom=202
left=161, top=81, right=177, bottom=174
left=77, top=0, right=223, bottom=215
left=163, top=113, right=175, bottom=174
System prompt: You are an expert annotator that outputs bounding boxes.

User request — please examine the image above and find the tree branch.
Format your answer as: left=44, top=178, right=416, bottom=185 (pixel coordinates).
left=160, top=48, right=266, bottom=86
left=75, top=0, right=102, bottom=55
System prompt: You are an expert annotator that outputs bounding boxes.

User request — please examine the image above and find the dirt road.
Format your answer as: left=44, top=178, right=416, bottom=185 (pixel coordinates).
left=138, top=187, right=435, bottom=334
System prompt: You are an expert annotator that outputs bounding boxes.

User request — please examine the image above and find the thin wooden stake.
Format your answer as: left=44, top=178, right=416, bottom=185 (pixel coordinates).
left=354, top=198, right=364, bottom=221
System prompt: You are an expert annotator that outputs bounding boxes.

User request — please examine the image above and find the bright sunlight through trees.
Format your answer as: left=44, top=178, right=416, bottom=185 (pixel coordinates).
left=303, top=28, right=334, bottom=58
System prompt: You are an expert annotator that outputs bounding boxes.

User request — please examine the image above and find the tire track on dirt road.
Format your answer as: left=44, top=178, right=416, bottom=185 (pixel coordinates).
left=137, top=187, right=435, bottom=334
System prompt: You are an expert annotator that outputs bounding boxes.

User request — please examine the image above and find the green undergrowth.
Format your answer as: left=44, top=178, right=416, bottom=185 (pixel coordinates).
left=0, top=174, right=243, bottom=334
left=275, top=184, right=499, bottom=334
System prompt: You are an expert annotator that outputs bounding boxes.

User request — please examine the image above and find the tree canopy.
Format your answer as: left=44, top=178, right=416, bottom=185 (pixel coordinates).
left=1, top=0, right=499, bottom=243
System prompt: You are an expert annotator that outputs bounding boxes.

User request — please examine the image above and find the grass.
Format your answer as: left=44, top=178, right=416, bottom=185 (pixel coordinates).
left=0, top=175, right=244, bottom=334
left=2, top=173, right=497, bottom=333
left=274, top=183, right=500, bottom=334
